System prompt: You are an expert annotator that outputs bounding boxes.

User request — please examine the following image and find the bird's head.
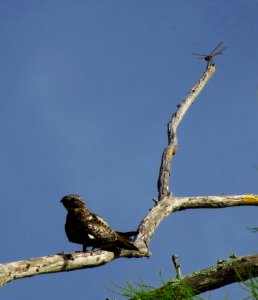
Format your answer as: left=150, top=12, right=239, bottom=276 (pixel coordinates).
left=60, top=194, right=86, bottom=210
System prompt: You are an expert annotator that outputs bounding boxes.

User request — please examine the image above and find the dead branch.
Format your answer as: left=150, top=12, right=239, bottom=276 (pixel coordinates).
left=136, top=64, right=216, bottom=247
left=1, top=61, right=257, bottom=291
left=157, top=64, right=216, bottom=199
left=135, top=194, right=258, bottom=247
left=172, top=254, right=182, bottom=279
left=0, top=250, right=148, bottom=287
left=139, top=253, right=258, bottom=298
left=1, top=193, right=257, bottom=287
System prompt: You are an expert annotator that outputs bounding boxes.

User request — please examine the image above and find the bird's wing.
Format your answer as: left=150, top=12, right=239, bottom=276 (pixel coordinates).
left=86, top=214, right=117, bottom=241
left=94, top=213, right=110, bottom=227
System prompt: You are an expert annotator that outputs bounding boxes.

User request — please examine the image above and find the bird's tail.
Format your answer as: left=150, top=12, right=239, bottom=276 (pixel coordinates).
left=117, top=235, right=139, bottom=251
left=116, top=230, right=138, bottom=238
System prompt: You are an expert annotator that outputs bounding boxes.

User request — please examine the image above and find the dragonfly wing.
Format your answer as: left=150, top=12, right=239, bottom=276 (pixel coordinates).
left=212, top=47, right=227, bottom=56
left=209, top=41, right=223, bottom=56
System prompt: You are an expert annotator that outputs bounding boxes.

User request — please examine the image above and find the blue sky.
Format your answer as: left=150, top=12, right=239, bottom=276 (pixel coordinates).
left=0, top=1, right=258, bottom=299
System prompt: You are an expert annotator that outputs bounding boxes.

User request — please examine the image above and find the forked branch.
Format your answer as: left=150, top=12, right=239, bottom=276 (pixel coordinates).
left=1, top=62, right=257, bottom=290
left=136, top=64, right=216, bottom=247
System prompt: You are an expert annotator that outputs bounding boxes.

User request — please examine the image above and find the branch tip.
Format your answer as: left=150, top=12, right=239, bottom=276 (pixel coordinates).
left=172, top=254, right=182, bottom=279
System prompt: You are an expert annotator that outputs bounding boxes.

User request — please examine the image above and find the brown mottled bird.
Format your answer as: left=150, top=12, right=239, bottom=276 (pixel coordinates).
left=60, top=194, right=138, bottom=251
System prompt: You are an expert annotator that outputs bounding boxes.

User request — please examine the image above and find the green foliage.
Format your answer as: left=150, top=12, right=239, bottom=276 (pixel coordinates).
left=240, top=277, right=258, bottom=300
left=106, top=272, right=206, bottom=300
left=107, top=277, right=155, bottom=299
left=107, top=270, right=258, bottom=299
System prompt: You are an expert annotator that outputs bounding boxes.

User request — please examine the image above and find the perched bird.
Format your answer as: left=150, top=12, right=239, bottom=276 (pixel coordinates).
left=60, top=194, right=138, bottom=251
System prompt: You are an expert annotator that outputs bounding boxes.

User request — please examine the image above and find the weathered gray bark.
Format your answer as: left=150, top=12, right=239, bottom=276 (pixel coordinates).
left=0, top=250, right=146, bottom=287
left=157, top=64, right=216, bottom=199
left=1, top=194, right=258, bottom=287
left=134, top=253, right=258, bottom=299
left=1, top=63, right=257, bottom=293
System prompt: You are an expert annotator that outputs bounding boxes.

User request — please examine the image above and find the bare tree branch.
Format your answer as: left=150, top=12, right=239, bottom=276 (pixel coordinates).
left=136, top=64, right=216, bottom=247
left=2, top=61, right=256, bottom=293
left=139, top=253, right=258, bottom=298
left=172, top=254, right=182, bottom=279
left=136, top=194, right=258, bottom=247
left=157, top=64, right=216, bottom=199
left=175, top=194, right=258, bottom=210
left=1, top=193, right=257, bottom=287
left=0, top=250, right=148, bottom=287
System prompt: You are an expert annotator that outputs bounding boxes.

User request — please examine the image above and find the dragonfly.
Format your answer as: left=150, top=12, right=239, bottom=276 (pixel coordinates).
left=192, top=42, right=227, bottom=68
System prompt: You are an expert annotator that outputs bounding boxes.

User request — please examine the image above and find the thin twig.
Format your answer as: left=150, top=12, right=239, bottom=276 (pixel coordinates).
left=172, top=254, right=182, bottom=279
left=143, top=254, right=258, bottom=297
